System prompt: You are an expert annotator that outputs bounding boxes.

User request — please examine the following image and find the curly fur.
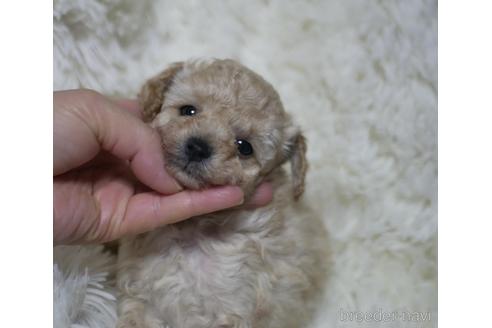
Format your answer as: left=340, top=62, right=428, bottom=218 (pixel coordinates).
left=116, top=59, right=328, bottom=328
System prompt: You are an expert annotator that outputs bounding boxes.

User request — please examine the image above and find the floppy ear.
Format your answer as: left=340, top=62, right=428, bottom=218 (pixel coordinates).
left=139, top=62, right=184, bottom=122
left=285, top=131, right=308, bottom=200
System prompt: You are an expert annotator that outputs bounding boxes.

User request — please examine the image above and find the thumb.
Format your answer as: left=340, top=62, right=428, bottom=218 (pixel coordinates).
left=54, top=89, right=181, bottom=194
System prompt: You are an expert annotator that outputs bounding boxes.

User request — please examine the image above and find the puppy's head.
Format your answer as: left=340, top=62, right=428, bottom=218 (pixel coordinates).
left=140, top=59, right=307, bottom=199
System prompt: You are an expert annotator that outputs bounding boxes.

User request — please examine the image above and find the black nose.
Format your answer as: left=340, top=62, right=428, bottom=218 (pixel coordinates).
left=185, top=137, right=212, bottom=162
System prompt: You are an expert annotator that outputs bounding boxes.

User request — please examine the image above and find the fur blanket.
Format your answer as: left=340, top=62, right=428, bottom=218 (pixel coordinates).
left=53, top=0, right=437, bottom=327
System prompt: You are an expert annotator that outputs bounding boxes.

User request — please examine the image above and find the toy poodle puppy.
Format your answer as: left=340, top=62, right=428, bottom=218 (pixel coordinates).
left=116, top=59, right=327, bottom=328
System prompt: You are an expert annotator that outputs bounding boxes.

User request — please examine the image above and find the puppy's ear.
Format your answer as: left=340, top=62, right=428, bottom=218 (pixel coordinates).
left=139, top=62, right=184, bottom=122
left=285, top=129, right=308, bottom=200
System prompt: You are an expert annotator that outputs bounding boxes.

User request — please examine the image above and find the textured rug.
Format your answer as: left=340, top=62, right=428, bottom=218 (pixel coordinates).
left=53, top=0, right=437, bottom=327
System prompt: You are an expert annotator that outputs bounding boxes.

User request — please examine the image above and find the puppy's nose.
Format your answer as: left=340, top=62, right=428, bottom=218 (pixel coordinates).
left=185, top=137, right=212, bottom=162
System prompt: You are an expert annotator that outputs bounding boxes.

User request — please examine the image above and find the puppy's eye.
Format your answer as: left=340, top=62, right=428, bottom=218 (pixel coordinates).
left=179, top=105, right=197, bottom=116
left=235, top=139, right=253, bottom=157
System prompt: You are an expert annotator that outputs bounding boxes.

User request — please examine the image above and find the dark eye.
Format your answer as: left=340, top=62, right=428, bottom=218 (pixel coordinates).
left=235, top=139, right=253, bottom=156
left=179, top=105, right=197, bottom=116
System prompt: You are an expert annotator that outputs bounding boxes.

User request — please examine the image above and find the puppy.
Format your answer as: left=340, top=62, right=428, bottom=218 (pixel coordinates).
left=116, top=59, right=327, bottom=328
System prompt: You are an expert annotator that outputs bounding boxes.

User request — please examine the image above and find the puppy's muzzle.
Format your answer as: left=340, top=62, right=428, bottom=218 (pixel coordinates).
left=185, top=137, right=212, bottom=162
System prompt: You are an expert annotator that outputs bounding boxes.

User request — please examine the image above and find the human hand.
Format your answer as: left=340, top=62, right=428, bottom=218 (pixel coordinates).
left=54, top=90, right=273, bottom=244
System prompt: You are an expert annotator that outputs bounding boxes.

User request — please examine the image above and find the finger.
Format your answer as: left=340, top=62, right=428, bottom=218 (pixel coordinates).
left=120, top=186, right=244, bottom=236
left=96, top=99, right=182, bottom=194
left=245, top=182, right=273, bottom=208
left=55, top=90, right=181, bottom=194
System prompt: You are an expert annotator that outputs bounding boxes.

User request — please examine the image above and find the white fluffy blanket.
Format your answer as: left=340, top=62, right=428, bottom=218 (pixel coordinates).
left=53, top=1, right=437, bottom=327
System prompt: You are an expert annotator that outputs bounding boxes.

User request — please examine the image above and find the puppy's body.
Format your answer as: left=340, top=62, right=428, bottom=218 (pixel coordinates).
left=117, top=59, right=327, bottom=328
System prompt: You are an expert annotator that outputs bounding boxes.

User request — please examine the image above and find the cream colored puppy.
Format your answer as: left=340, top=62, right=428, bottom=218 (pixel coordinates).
left=117, top=59, right=327, bottom=328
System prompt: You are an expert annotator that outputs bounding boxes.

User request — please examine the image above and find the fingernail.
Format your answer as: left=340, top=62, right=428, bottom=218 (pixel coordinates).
left=155, top=166, right=183, bottom=193
left=231, top=187, right=244, bottom=205
left=164, top=172, right=183, bottom=192
left=173, top=179, right=184, bottom=192
left=214, top=186, right=244, bottom=206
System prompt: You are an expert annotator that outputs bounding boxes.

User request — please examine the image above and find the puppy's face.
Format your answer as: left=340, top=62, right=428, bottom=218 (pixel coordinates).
left=140, top=59, right=307, bottom=199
